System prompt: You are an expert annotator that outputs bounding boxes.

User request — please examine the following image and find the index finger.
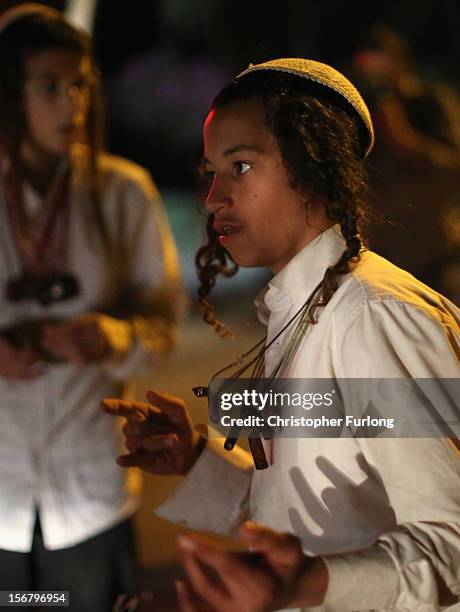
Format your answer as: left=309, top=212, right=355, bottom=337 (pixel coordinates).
left=101, top=398, right=160, bottom=422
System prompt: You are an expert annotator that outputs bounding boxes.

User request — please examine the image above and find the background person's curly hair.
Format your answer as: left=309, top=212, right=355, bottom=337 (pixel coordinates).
left=196, top=71, right=370, bottom=336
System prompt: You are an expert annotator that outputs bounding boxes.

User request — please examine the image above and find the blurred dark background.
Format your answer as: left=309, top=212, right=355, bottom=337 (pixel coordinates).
left=92, top=0, right=460, bottom=188
left=4, top=0, right=458, bottom=187
left=3, top=0, right=460, bottom=297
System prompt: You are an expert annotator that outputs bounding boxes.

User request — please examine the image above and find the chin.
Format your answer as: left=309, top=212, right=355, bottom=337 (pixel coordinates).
left=225, top=244, right=270, bottom=269
left=231, top=253, right=266, bottom=269
left=46, top=143, right=73, bottom=158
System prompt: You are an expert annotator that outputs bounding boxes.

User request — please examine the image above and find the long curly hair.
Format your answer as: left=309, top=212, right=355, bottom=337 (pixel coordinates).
left=196, top=71, right=370, bottom=336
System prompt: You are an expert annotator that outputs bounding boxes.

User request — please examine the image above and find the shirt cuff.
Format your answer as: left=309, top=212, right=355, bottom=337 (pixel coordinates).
left=323, top=545, right=398, bottom=611
left=155, top=434, right=253, bottom=534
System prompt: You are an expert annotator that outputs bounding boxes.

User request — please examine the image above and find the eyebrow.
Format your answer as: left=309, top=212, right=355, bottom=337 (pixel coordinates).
left=203, top=144, right=263, bottom=164
left=29, top=72, right=59, bottom=80
left=30, top=70, right=86, bottom=81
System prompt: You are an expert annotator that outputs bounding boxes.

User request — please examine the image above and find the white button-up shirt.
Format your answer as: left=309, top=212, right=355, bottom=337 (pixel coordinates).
left=157, top=226, right=460, bottom=611
left=0, top=148, right=181, bottom=552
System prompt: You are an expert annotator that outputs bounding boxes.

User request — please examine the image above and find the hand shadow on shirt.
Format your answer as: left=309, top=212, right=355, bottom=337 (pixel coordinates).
left=288, top=453, right=397, bottom=554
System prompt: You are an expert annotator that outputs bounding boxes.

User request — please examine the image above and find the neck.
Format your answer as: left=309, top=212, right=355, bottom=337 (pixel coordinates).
left=270, top=216, right=334, bottom=274
left=19, top=142, right=66, bottom=196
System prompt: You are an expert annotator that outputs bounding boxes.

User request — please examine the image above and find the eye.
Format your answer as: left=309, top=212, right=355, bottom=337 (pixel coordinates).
left=41, top=80, right=58, bottom=96
left=234, top=161, right=251, bottom=175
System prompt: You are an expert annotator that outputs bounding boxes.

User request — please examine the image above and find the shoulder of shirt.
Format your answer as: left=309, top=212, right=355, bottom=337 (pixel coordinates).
left=72, top=144, right=158, bottom=197
left=97, top=151, right=153, bottom=186
left=328, top=249, right=458, bottom=328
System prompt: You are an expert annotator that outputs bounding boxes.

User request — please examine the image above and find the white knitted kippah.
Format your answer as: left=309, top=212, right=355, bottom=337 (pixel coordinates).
left=237, top=58, right=374, bottom=158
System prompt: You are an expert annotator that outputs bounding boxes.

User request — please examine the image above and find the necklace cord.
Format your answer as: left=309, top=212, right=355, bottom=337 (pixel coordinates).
left=199, top=279, right=325, bottom=468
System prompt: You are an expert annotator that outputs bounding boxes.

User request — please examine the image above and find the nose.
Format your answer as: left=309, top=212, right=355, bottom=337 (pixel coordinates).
left=61, top=85, right=85, bottom=116
left=205, top=174, right=232, bottom=213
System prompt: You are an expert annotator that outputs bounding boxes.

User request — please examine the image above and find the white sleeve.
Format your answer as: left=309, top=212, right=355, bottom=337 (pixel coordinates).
left=322, top=300, right=460, bottom=610
left=155, top=435, right=254, bottom=535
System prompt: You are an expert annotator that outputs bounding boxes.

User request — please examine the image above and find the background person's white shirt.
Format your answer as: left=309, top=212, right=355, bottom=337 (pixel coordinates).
left=0, top=147, right=181, bottom=551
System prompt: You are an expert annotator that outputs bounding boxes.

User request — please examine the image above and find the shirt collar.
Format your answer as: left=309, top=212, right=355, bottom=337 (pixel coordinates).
left=254, top=225, right=346, bottom=324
